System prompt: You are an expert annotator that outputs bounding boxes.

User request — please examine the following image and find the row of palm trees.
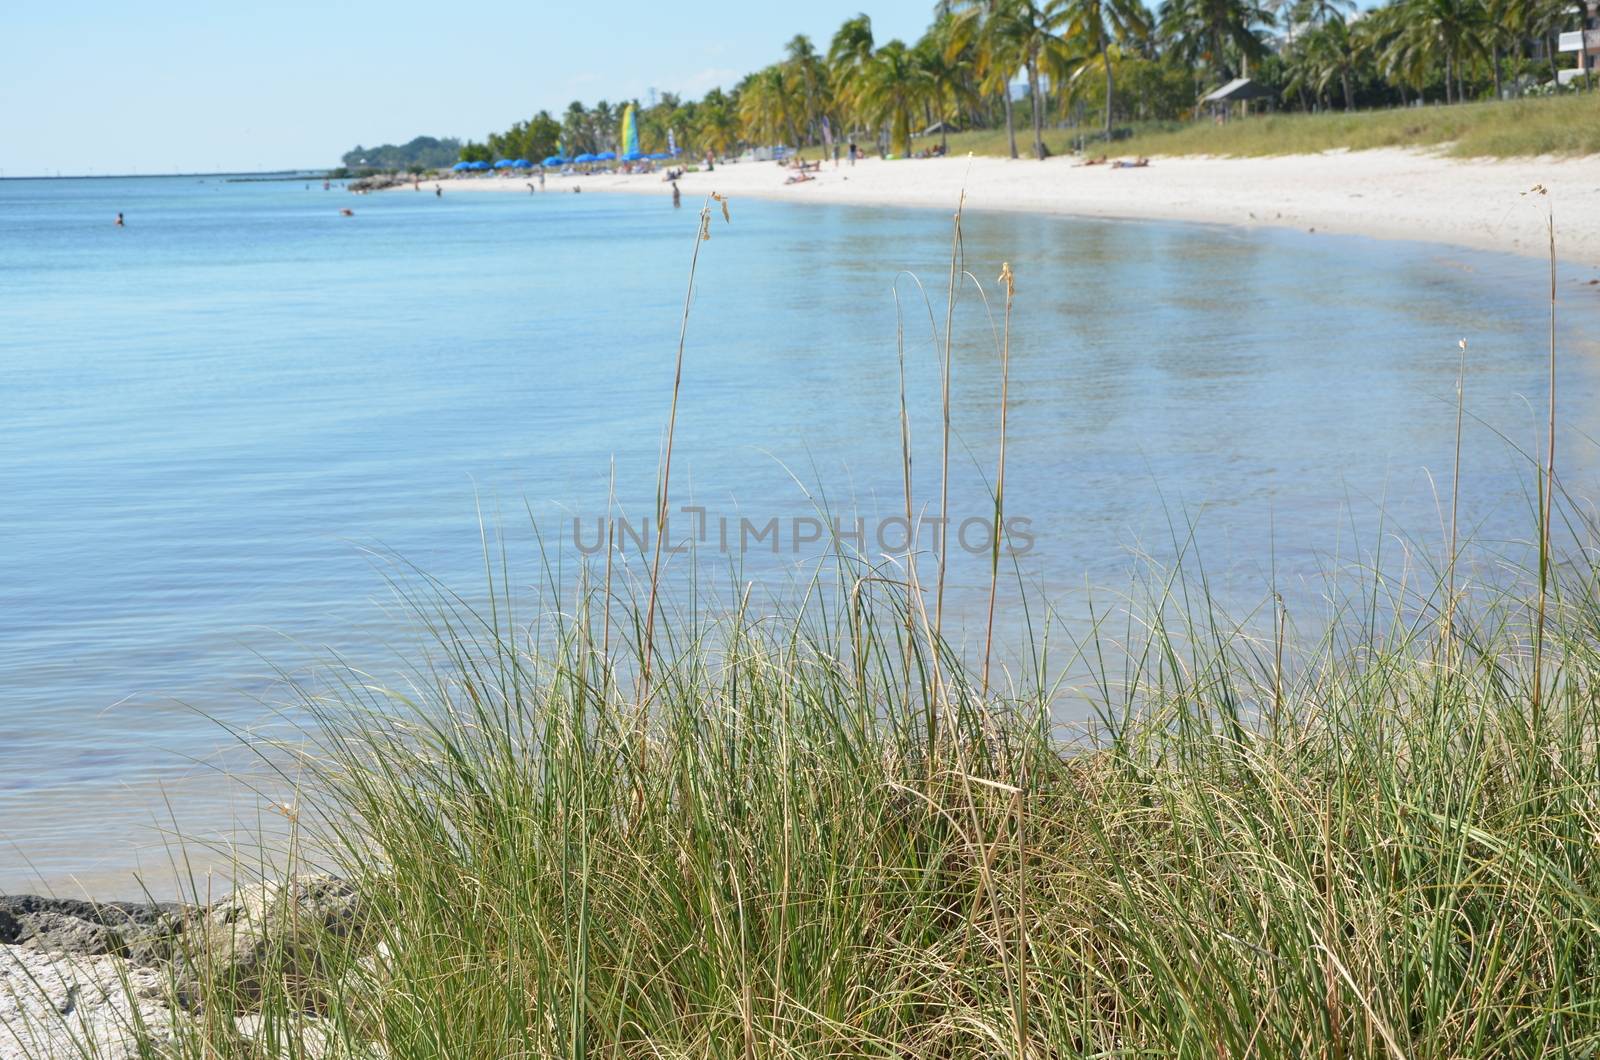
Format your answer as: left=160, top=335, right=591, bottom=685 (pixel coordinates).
left=731, top=0, right=1588, bottom=159
left=473, top=0, right=1592, bottom=165
left=1286, top=0, right=1586, bottom=109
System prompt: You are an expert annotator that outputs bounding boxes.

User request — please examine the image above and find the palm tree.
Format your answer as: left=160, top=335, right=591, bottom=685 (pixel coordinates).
left=561, top=101, right=593, bottom=155
left=693, top=88, right=741, bottom=157
left=1286, top=15, right=1365, bottom=107
left=1159, top=0, right=1275, bottom=85
left=1389, top=0, right=1488, bottom=103
left=739, top=64, right=805, bottom=149
left=785, top=34, right=832, bottom=144
left=1001, top=0, right=1069, bottom=159
left=948, top=0, right=1023, bottom=158
left=1293, top=0, right=1356, bottom=25
left=829, top=13, right=877, bottom=128
left=853, top=40, right=934, bottom=155
left=591, top=101, right=617, bottom=151
left=916, top=16, right=982, bottom=149
left=1498, top=0, right=1570, bottom=88
left=1569, top=0, right=1595, bottom=90
left=1049, top=0, right=1150, bottom=136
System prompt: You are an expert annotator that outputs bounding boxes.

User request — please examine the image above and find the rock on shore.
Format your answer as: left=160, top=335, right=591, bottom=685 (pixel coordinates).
left=0, top=878, right=361, bottom=1059
left=0, top=946, right=172, bottom=1060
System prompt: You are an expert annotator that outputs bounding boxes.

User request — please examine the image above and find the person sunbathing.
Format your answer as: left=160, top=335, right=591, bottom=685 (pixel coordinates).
left=1077, top=155, right=1108, bottom=167
left=784, top=170, right=815, bottom=184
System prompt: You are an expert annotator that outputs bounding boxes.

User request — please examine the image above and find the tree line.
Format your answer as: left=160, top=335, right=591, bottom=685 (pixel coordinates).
left=459, top=0, right=1595, bottom=164
left=341, top=136, right=463, bottom=172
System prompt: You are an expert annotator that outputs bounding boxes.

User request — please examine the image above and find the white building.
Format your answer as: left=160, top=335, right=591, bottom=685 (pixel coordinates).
left=1557, top=1, right=1600, bottom=85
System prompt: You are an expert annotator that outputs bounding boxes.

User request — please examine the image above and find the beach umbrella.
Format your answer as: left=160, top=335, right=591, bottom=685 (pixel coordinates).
left=542, top=155, right=567, bottom=167
left=511, top=159, right=532, bottom=169
left=622, top=150, right=644, bottom=162
left=574, top=153, right=596, bottom=164
left=595, top=151, right=616, bottom=161
left=470, top=161, right=491, bottom=171
left=493, top=159, right=515, bottom=169
left=451, top=161, right=472, bottom=171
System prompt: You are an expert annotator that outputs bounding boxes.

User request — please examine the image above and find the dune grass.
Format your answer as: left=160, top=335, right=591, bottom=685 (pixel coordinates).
left=24, top=194, right=1600, bottom=1060
left=939, top=92, right=1600, bottom=159
left=121, top=520, right=1600, bottom=1060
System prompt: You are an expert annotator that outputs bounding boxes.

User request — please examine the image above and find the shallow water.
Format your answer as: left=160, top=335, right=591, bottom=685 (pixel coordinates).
left=3, top=174, right=1598, bottom=895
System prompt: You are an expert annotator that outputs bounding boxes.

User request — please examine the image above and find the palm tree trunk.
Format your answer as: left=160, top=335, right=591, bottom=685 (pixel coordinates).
left=1027, top=54, right=1045, bottom=159
left=1101, top=39, right=1116, bottom=137
left=1580, top=0, right=1594, bottom=90
left=1002, top=84, right=1019, bottom=158
left=1444, top=54, right=1454, bottom=104
left=1492, top=43, right=1503, bottom=99
left=783, top=104, right=802, bottom=153
left=1342, top=70, right=1354, bottom=110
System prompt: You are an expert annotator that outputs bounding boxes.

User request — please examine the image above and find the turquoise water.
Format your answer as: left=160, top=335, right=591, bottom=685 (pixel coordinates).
left=3, top=175, right=1598, bottom=894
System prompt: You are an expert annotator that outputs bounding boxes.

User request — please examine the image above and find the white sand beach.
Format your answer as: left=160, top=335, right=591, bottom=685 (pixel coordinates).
left=424, top=150, right=1600, bottom=266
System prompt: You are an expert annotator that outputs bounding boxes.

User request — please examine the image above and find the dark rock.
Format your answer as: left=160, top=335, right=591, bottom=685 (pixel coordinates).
left=16, top=910, right=127, bottom=955
left=4, top=877, right=368, bottom=1014
left=0, top=894, right=184, bottom=929
left=0, top=894, right=189, bottom=961
left=0, top=906, right=20, bottom=944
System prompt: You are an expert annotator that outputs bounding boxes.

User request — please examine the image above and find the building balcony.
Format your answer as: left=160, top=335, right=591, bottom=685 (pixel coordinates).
left=1558, top=28, right=1600, bottom=52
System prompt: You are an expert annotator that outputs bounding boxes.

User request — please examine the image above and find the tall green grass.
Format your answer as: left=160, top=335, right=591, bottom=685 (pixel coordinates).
left=31, top=193, right=1600, bottom=1060
left=939, top=93, right=1600, bottom=159
left=138, top=522, right=1600, bottom=1060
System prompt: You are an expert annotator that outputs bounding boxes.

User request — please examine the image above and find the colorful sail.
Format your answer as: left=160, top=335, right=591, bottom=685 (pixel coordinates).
left=621, top=104, right=640, bottom=157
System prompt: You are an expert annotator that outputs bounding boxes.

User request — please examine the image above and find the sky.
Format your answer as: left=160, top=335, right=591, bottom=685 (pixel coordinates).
left=1, top=1, right=937, bottom=177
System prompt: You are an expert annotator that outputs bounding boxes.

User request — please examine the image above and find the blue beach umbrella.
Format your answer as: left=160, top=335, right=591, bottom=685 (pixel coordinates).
left=511, top=159, right=532, bottom=168
left=622, top=150, right=644, bottom=162
left=493, top=159, right=515, bottom=169
left=595, top=151, right=616, bottom=162
left=574, top=153, right=596, bottom=164
left=542, top=155, right=567, bottom=167
left=470, top=161, right=491, bottom=171
left=451, top=161, right=472, bottom=171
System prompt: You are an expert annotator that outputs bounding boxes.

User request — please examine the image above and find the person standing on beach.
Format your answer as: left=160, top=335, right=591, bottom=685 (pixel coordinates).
left=848, top=142, right=857, bottom=166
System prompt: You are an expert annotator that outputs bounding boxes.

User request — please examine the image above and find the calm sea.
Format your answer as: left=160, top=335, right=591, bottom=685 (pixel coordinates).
left=3, top=174, right=1598, bottom=895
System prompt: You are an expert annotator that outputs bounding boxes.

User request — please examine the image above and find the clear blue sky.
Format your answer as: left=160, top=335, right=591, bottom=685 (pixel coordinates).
left=2, top=1, right=936, bottom=176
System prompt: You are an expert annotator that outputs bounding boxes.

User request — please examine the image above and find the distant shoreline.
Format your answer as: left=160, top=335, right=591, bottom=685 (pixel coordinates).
left=406, top=150, right=1600, bottom=268
left=0, top=170, right=325, bottom=181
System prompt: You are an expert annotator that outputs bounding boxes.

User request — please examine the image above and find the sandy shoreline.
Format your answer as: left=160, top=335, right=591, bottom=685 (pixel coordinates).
left=418, top=149, right=1600, bottom=266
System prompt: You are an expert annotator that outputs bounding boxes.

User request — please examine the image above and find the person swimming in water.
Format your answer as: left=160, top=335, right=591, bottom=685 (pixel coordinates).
left=435, top=184, right=442, bottom=197
left=115, top=212, right=124, bottom=227
left=671, top=181, right=681, bottom=208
